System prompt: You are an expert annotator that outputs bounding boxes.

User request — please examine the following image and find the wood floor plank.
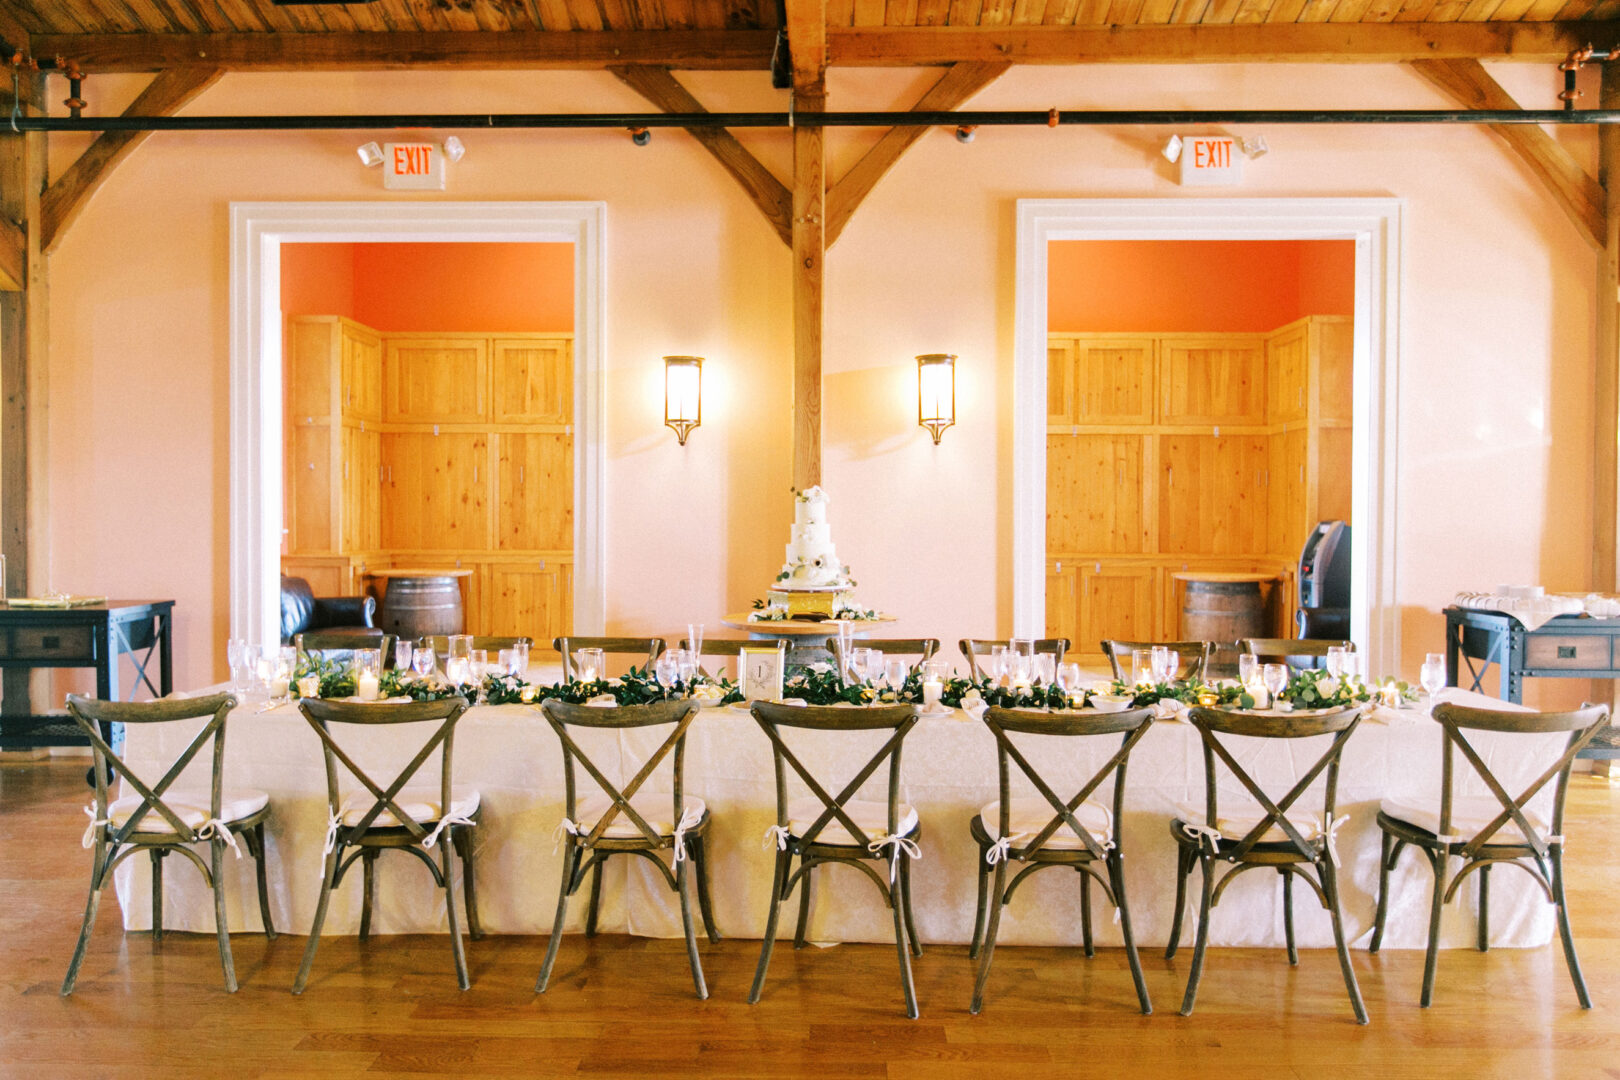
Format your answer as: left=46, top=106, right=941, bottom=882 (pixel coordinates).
left=1, top=761, right=1615, bottom=1077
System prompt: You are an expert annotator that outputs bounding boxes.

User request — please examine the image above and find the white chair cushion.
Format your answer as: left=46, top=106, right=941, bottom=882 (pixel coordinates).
left=978, top=797, right=1113, bottom=848
left=788, top=797, right=918, bottom=846
left=575, top=792, right=706, bottom=838
left=1174, top=799, right=1326, bottom=843
left=109, top=789, right=269, bottom=832
left=339, top=788, right=480, bottom=828
left=1379, top=795, right=1551, bottom=844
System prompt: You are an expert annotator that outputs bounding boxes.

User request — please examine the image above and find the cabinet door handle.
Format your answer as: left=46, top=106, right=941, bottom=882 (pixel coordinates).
left=343, top=462, right=349, bottom=480
left=473, top=466, right=479, bottom=483
left=1167, top=467, right=1173, bottom=488
left=519, top=465, right=525, bottom=485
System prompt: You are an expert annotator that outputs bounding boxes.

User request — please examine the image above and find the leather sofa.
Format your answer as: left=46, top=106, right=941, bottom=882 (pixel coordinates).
left=279, top=574, right=381, bottom=645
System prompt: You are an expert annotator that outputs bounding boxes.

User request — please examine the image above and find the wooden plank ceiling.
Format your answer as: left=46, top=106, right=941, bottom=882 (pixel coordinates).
left=3, top=0, right=1617, bottom=39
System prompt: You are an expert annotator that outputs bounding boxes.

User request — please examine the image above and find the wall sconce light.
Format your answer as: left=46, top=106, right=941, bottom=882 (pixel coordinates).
left=917, top=353, right=956, bottom=445
left=357, top=140, right=385, bottom=167
left=664, top=355, right=703, bottom=446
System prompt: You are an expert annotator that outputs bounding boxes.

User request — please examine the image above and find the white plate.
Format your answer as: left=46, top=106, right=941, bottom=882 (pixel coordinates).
left=916, top=706, right=954, bottom=719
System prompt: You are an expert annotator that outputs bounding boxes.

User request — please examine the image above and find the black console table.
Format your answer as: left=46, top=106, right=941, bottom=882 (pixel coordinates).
left=0, top=600, right=174, bottom=748
left=1443, top=604, right=1619, bottom=762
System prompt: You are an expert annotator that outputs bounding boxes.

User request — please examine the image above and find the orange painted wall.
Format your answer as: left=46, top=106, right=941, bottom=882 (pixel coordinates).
left=1047, top=239, right=1354, bottom=332
left=279, top=241, right=573, bottom=331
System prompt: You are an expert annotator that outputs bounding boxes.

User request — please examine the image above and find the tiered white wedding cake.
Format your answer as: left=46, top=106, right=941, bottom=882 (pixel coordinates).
left=765, top=486, right=856, bottom=616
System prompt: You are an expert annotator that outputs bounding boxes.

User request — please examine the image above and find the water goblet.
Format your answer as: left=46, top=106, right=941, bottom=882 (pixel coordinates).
left=1325, top=645, right=1348, bottom=679
left=884, top=659, right=908, bottom=695
left=448, top=634, right=473, bottom=670
left=498, top=649, right=517, bottom=678
left=1032, top=654, right=1055, bottom=686
left=509, top=640, right=530, bottom=678
left=1151, top=645, right=1177, bottom=684
left=469, top=648, right=489, bottom=682
left=849, top=647, right=877, bottom=684
left=243, top=643, right=266, bottom=695
left=1420, top=652, right=1448, bottom=706
left=227, top=637, right=251, bottom=693
left=1057, top=662, right=1082, bottom=694
left=395, top=638, right=414, bottom=674
left=1238, top=652, right=1259, bottom=687
left=655, top=649, right=679, bottom=687
left=1262, top=662, right=1289, bottom=703
left=987, top=644, right=1008, bottom=685
left=412, top=640, right=436, bottom=680
left=675, top=648, right=698, bottom=687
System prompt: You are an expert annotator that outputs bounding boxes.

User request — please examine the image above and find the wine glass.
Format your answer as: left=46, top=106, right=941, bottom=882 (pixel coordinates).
left=412, top=640, right=436, bottom=680
left=1032, top=654, right=1055, bottom=686
left=1262, top=662, right=1289, bottom=703
left=675, top=648, right=698, bottom=687
left=1238, top=652, right=1259, bottom=688
left=1420, top=652, right=1448, bottom=706
left=1325, top=645, right=1348, bottom=679
left=469, top=648, right=488, bottom=682
left=227, top=637, right=251, bottom=693
left=508, top=640, right=530, bottom=678
left=884, top=659, right=907, bottom=694
left=655, top=648, right=679, bottom=687
left=687, top=623, right=705, bottom=659
left=395, top=638, right=414, bottom=674
left=1057, top=662, right=1082, bottom=694
left=1151, top=645, right=1177, bottom=684
left=243, top=643, right=266, bottom=695
left=987, top=645, right=1008, bottom=685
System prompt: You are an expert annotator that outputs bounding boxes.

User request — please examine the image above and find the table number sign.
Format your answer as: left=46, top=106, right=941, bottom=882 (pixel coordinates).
left=740, top=648, right=784, bottom=702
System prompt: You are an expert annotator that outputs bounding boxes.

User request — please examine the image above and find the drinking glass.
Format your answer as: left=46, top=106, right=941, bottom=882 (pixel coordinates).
left=655, top=648, right=679, bottom=687
left=469, top=648, right=489, bottom=682
left=1057, top=662, right=1082, bottom=694
left=267, top=652, right=294, bottom=703
left=1131, top=649, right=1154, bottom=687
left=395, top=638, right=414, bottom=674
left=353, top=648, right=383, bottom=701
left=574, top=647, right=606, bottom=684
left=448, top=634, right=473, bottom=667
left=987, top=644, right=1008, bottom=684
left=1010, top=638, right=1035, bottom=661
left=1420, top=652, right=1448, bottom=705
left=227, top=637, right=251, bottom=693
left=1237, top=653, right=1259, bottom=687
left=1325, top=646, right=1348, bottom=679
left=508, top=640, right=530, bottom=678
left=1151, top=645, right=1177, bottom=684
left=849, top=647, right=878, bottom=684
left=498, top=648, right=517, bottom=677
left=688, top=623, right=705, bottom=659
left=412, top=640, right=436, bottom=680
left=1262, top=662, right=1289, bottom=701
left=675, top=649, right=698, bottom=687
left=884, top=659, right=908, bottom=693
left=243, top=643, right=266, bottom=694
left=444, top=655, right=471, bottom=686
left=1032, top=654, right=1055, bottom=686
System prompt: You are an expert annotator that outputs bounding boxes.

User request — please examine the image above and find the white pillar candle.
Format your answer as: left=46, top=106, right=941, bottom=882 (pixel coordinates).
left=922, top=679, right=943, bottom=711
left=356, top=672, right=380, bottom=701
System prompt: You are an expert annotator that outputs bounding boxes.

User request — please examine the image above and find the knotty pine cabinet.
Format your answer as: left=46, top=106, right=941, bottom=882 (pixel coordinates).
left=283, top=316, right=574, bottom=645
left=1046, top=317, right=1351, bottom=661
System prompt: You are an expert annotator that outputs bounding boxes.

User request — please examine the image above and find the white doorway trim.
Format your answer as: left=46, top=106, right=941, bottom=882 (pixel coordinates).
left=229, top=201, right=607, bottom=648
left=1013, top=197, right=1403, bottom=676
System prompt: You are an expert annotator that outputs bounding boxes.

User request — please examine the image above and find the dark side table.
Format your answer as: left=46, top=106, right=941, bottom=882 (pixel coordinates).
left=0, top=600, right=175, bottom=748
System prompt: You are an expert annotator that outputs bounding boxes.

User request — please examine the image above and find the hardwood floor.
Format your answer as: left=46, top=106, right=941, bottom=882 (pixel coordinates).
left=2, top=760, right=1616, bottom=1079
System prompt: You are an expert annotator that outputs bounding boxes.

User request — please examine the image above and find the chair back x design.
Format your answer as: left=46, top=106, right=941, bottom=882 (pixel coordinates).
left=748, top=701, right=923, bottom=1016
left=1102, top=640, right=1210, bottom=683
left=1169, top=704, right=1367, bottom=1024
left=554, top=636, right=664, bottom=679
left=968, top=706, right=1155, bottom=1015
left=536, top=698, right=718, bottom=998
left=959, top=638, right=1069, bottom=681
left=293, top=696, right=480, bottom=993
left=63, top=693, right=276, bottom=995
left=1371, top=700, right=1609, bottom=1008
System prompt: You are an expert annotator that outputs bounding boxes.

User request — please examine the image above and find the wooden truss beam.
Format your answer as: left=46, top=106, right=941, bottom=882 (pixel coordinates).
left=1411, top=58, right=1604, bottom=248
left=31, top=30, right=777, bottom=73
left=825, top=60, right=1009, bottom=248
left=825, top=23, right=1620, bottom=66
left=41, top=67, right=225, bottom=252
left=610, top=66, right=792, bottom=247
left=793, top=86, right=825, bottom=492
left=783, top=0, right=827, bottom=90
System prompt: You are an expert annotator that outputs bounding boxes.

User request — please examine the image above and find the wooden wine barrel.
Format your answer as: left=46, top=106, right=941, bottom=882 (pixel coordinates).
left=374, top=570, right=469, bottom=639
left=1177, top=573, right=1270, bottom=643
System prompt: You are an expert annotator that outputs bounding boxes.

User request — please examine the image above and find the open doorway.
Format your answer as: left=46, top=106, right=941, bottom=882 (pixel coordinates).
left=229, top=202, right=607, bottom=651
left=1012, top=199, right=1403, bottom=675
left=1043, top=238, right=1354, bottom=668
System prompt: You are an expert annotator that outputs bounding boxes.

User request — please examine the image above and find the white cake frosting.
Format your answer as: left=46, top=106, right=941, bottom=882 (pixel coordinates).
left=777, top=486, right=851, bottom=588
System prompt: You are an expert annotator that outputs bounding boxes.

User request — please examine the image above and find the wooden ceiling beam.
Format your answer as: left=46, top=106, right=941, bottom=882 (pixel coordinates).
left=610, top=66, right=792, bottom=246
left=40, top=67, right=225, bottom=252
left=825, top=60, right=1009, bottom=248
left=1411, top=57, right=1604, bottom=247
left=30, top=30, right=778, bottom=73
left=783, top=0, right=827, bottom=89
left=825, top=23, right=1620, bottom=64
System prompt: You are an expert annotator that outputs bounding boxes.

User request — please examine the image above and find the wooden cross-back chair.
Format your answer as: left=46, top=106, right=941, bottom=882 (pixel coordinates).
left=1169, top=704, right=1367, bottom=1024
left=293, top=697, right=482, bottom=994
left=536, top=698, right=718, bottom=998
left=679, top=636, right=790, bottom=679
left=1370, top=700, right=1609, bottom=1009
left=959, top=638, right=1069, bottom=681
left=1240, top=637, right=1355, bottom=672
left=554, top=636, right=664, bottom=679
left=422, top=635, right=533, bottom=655
left=1101, top=640, right=1211, bottom=683
left=62, top=693, right=275, bottom=996
left=748, top=701, right=924, bottom=1017
left=968, top=706, right=1155, bottom=1016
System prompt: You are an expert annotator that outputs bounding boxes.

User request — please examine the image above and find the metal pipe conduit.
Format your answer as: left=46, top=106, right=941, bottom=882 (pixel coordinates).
left=10, top=107, right=1620, bottom=132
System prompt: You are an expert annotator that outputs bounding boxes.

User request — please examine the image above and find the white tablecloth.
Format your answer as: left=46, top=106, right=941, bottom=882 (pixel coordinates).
left=111, top=689, right=1564, bottom=951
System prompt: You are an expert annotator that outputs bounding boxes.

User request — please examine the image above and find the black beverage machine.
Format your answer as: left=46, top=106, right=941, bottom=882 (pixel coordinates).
left=1296, top=521, right=1351, bottom=639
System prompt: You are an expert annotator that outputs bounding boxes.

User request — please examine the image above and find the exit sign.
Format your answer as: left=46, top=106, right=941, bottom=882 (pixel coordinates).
left=383, top=142, right=445, bottom=190
left=1179, top=136, right=1242, bottom=187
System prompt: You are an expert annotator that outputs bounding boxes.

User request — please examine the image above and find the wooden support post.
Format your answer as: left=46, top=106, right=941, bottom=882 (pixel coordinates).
left=0, top=71, right=46, bottom=729
left=1594, top=63, right=1620, bottom=718
left=792, top=85, right=825, bottom=492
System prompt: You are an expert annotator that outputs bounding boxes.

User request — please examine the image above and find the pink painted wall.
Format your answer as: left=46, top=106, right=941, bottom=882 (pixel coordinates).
left=1047, top=240, right=1354, bottom=332
left=280, top=241, right=573, bottom=331
left=39, top=64, right=1598, bottom=711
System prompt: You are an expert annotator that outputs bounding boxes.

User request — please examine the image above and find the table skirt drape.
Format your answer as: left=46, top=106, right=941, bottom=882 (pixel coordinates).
left=111, top=690, right=1564, bottom=951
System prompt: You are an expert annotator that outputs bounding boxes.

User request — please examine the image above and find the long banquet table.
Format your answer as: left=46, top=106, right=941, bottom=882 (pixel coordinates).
left=113, top=688, right=1564, bottom=952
